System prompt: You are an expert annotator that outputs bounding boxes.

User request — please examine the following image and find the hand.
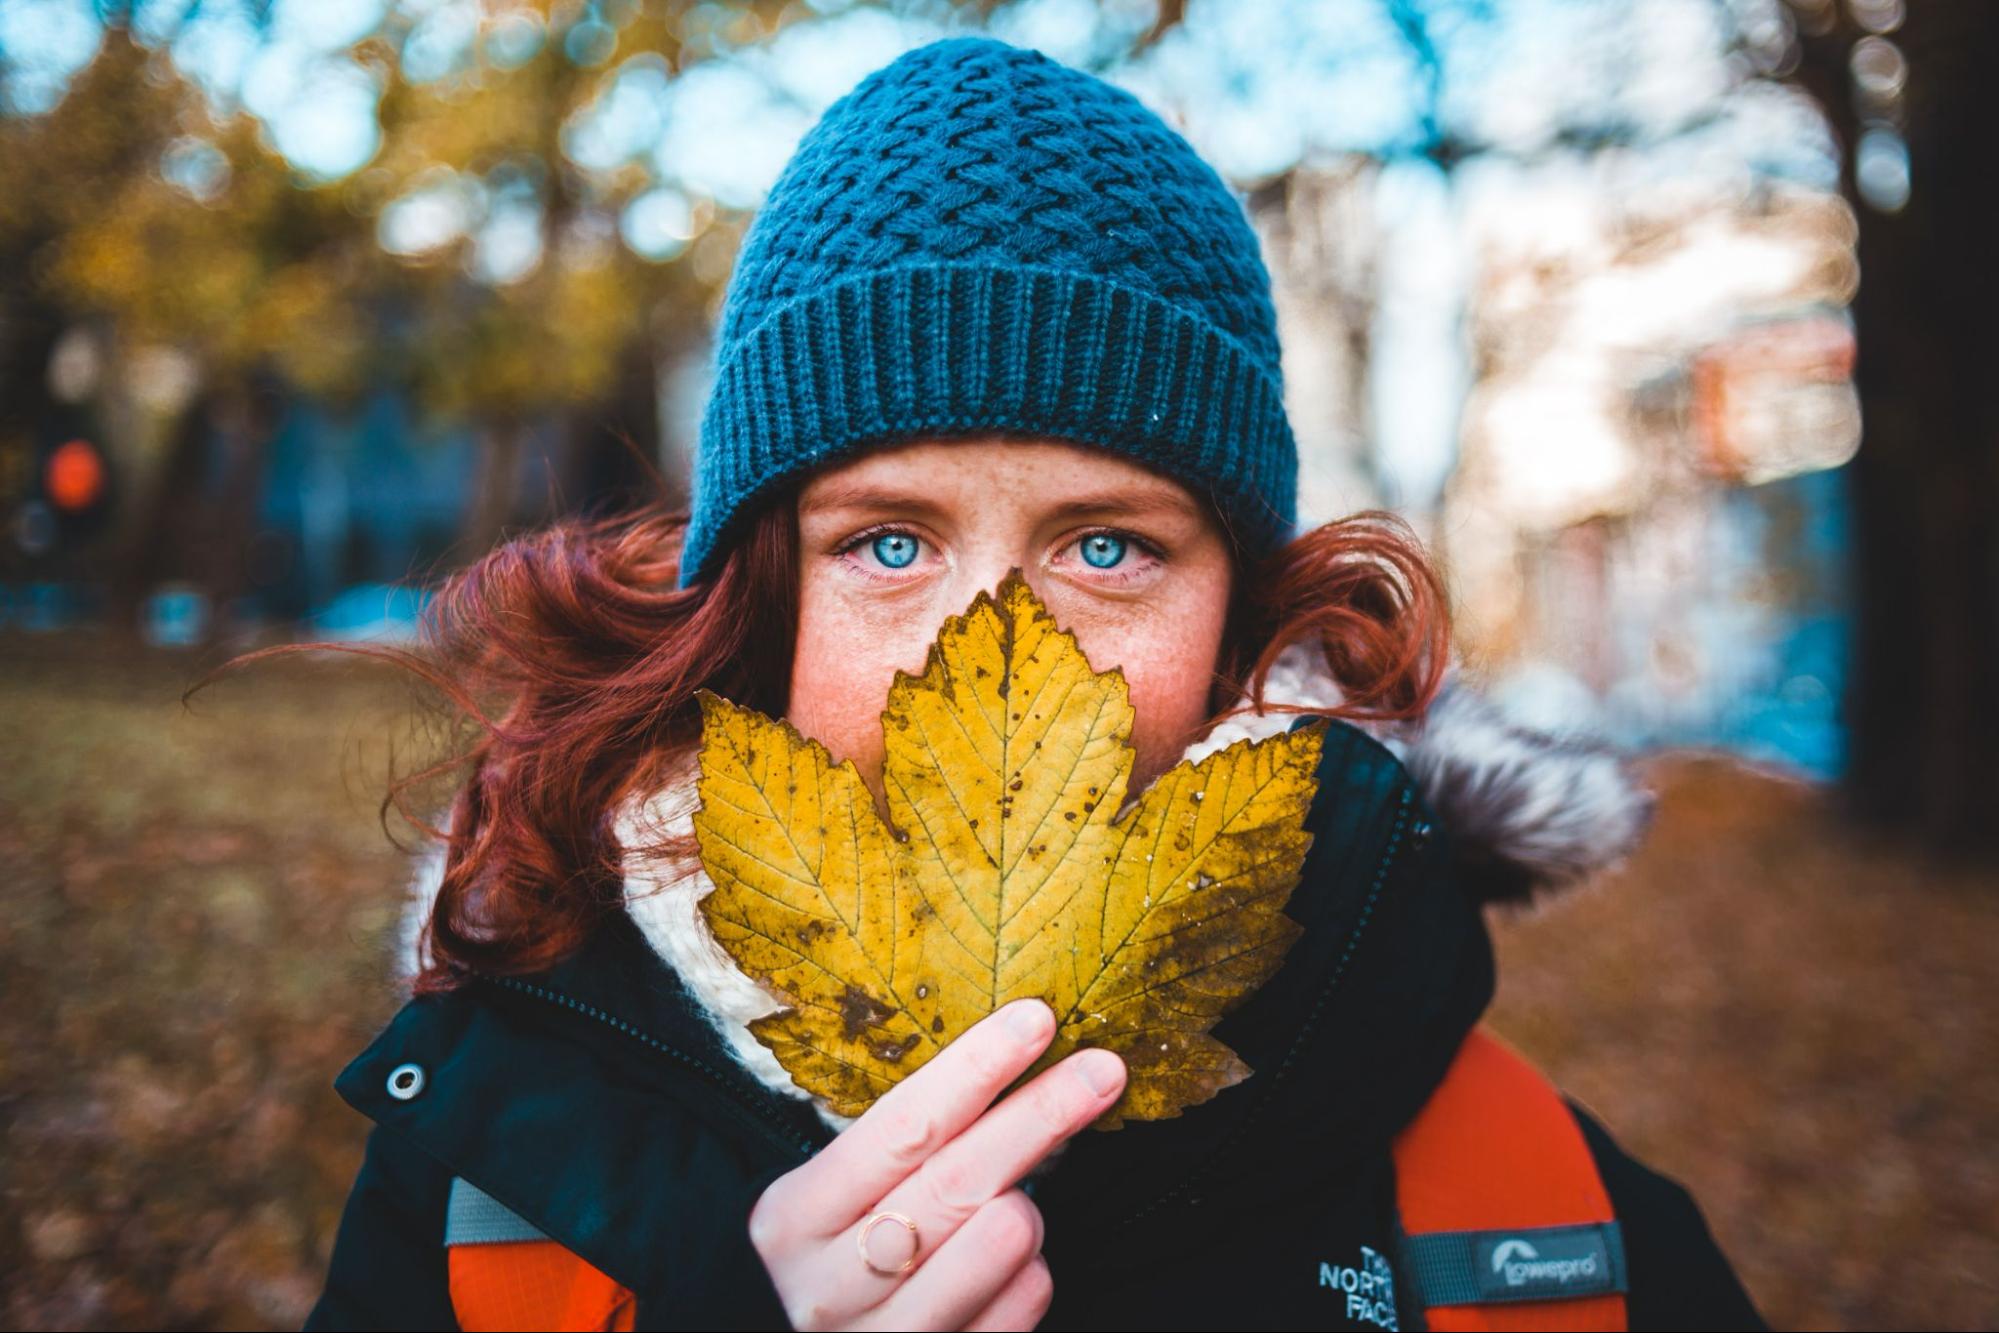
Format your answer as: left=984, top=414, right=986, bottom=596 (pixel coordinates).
left=746, top=999, right=1127, bottom=1331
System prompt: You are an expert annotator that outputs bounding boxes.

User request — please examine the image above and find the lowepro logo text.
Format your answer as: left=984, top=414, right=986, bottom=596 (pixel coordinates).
left=1489, top=1236, right=1600, bottom=1289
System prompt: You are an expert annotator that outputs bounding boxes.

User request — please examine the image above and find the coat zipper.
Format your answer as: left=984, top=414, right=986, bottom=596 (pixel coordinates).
left=475, top=972, right=823, bottom=1161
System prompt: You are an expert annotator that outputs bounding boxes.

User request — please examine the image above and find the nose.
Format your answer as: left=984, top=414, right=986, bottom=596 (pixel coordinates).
left=946, top=552, right=1041, bottom=614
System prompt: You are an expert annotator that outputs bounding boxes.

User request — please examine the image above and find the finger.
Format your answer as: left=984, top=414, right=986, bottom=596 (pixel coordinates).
left=768, top=998, right=1057, bottom=1235
left=961, top=1254, right=1054, bottom=1333
left=862, top=1190, right=1043, bottom=1332
left=814, top=1046, right=1123, bottom=1316
left=875, top=1046, right=1123, bottom=1246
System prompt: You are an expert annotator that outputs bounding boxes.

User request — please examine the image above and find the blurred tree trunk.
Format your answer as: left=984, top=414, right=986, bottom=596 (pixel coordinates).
left=1795, top=1, right=1999, bottom=857
left=459, top=418, right=525, bottom=558
left=558, top=339, right=676, bottom=518
left=108, top=378, right=283, bottom=641
left=0, top=299, right=73, bottom=586
left=109, top=389, right=211, bottom=634
left=199, top=379, right=284, bottom=640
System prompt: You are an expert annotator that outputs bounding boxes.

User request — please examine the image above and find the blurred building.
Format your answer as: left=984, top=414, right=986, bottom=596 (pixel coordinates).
left=1260, top=160, right=1859, bottom=775
left=1253, top=158, right=1387, bottom=525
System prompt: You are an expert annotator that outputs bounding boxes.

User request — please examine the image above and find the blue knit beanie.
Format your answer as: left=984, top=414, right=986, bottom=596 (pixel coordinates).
left=679, top=34, right=1298, bottom=586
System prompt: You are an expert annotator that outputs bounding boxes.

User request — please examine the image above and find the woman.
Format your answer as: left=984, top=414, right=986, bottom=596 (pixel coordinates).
left=304, top=35, right=1763, bottom=1332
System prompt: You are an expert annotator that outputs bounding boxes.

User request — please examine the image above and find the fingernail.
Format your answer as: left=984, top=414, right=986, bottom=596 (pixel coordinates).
left=1072, top=1049, right=1125, bottom=1097
left=1005, top=999, right=1053, bottom=1044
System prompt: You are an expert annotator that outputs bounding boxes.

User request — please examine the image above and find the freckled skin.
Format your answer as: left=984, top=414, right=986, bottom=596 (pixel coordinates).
left=788, top=438, right=1235, bottom=799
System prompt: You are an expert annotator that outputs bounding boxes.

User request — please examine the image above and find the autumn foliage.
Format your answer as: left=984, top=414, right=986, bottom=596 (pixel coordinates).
left=691, top=575, right=1325, bottom=1124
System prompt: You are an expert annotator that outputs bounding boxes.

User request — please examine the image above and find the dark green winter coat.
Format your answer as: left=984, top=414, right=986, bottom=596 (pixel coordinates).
left=307, top=713, right=1765, bottom=1331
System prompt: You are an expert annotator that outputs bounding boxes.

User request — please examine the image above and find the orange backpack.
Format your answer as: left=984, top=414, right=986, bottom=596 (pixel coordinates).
left=443, top=1027, right=1625, bottom=1331
left=1390, top=1028, right=1627, bottom=1331
left=446, top=1240, right=633, bottom=1333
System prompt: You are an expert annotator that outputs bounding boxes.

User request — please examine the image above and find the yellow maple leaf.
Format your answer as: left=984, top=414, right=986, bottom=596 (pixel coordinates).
left=692, top=572, right=1325, bottom=1125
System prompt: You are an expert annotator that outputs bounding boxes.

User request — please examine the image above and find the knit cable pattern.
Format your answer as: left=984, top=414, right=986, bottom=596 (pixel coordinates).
left=682, top=35, right=1298, bottom=584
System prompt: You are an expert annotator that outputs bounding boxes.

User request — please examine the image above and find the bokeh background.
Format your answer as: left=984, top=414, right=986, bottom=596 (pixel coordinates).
left=2, top=1, right=1994, bottom=1328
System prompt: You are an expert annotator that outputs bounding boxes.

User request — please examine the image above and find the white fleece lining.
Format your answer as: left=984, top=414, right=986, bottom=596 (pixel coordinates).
left=613, top=758, right=813, bottom=1107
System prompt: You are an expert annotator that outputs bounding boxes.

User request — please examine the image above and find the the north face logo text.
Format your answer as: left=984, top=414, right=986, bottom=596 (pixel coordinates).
left=1318, top=1245, right=1397, bottom=1330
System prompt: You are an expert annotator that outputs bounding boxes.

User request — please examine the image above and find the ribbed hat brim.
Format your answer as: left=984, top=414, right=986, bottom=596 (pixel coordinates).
left=679, top=261, right=1298, bottom=586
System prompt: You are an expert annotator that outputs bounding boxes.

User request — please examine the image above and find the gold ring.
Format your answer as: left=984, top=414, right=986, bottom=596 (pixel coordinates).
left=857, top=1210, right=920, bottom=1275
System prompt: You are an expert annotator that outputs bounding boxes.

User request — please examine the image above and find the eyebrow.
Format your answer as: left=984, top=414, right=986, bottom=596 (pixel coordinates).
left=798, top=480, right=1206, bottom=523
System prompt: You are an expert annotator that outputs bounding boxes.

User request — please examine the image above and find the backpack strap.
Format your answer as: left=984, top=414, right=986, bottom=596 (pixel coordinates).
left=443, top=1178, right=636, bottom=1332
left=1390, top=1028, right=1628, bottom=1332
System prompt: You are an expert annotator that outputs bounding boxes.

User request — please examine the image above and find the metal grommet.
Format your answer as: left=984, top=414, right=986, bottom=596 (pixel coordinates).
left=386, top=1062, right=427, bottom=1101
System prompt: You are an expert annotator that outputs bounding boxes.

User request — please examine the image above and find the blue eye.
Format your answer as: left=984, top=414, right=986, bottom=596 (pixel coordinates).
left=1078, top=534, right=1127, bottom=569
left=871, top=532, right=919, bottom=568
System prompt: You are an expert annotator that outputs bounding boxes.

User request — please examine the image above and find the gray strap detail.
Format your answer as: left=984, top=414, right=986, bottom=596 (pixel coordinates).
left=1400, top=1221, right=1627, bottom=1307
left=445, top=1177, right=553, bottom=1246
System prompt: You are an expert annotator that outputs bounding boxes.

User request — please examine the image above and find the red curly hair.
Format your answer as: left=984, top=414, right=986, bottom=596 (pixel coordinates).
left=212, top=494, right=1447, bottom=993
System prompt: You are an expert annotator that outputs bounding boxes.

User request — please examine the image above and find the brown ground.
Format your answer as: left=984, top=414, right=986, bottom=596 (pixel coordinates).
left=1489, top=752, right=1999, bottom=1330
left=2, top=633, right=1994, bottom=1330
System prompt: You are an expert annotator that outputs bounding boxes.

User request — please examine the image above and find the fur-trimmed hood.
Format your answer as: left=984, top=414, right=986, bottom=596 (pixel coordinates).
left=401, top=640, right=1652, bottom=1123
